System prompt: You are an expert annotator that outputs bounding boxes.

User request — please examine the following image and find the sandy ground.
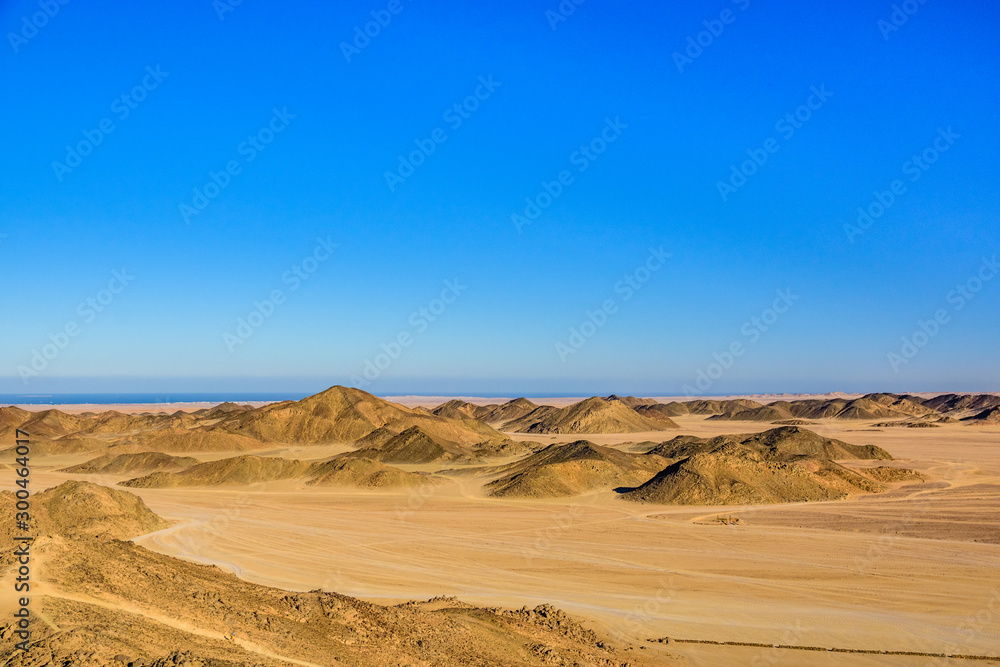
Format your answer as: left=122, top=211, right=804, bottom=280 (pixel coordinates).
left=7, top=414, right=999, bottom=665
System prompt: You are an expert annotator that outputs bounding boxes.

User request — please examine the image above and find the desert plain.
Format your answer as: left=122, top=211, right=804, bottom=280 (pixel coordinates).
left=1, top=388, right=998, bottom=666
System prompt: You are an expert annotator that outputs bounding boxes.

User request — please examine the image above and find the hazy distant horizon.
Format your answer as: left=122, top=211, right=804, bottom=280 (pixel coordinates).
left=1, top=378, right=997, bottom=405
left=4, top=0, right=997, bottom=398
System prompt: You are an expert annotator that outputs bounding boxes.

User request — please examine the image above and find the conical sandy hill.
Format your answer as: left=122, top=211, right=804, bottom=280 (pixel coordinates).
left=682, top=399, right=764, bottom=415
left=198, top=401, right=254, bottom=418
left=648, top=426, right=891, bottom=462
left=752, top=426, right=892, bottom=459
left=652, top=402, right=691, bottom=416
left=707, top=404, right=794, bottom=422
left=0, top=481, right=169, bottom=541
left=633, top=404, right=681, bottom=428
left=307, top=457, right=441, bottom=488
left=346, top=426, right=472, bottom=464
left=496, top=404, right=559, bottom=430
left=127, top=427, right=269, bottom=453
left=15, top=409, right=85, bottom=438
left=61, top=451, right=199, bottom=475
left=75, top=410, right=162, bottom=435
left=471, top=437, right=539, bottom=459
left=0, top=435, right=109, bottom=459
left=476, top=397, right=543, bottom=426
left=785, top=399, right=848, bottom=419
left=214, top=385, right=501, bottom=446
left=604, top=394, right=657, bottom=408
left=0, top=406, right=30, bottom=436
left=624, top=426, right=895, bottom=505
left=504, top=397, right=675, bottom=434
left=834, top=395, right=936, bottom=419
left=622, top=448, right=884, bottom=505
left=485, top=440, right=668, bottom=498
left=432, top=399, right=489, bottom=420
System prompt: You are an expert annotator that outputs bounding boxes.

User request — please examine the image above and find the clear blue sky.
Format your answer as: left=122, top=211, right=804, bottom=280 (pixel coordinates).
left=1, top=0, right=997, bottom=396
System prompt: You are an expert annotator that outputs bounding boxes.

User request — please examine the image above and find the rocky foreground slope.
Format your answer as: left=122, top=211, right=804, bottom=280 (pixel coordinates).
left=0, top=482, right=658, bottom=667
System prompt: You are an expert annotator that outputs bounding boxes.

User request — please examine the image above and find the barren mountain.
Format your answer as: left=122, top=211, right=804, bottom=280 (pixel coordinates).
left=647, top=427, right=891, bottom=462
left=924, top=393, right=1000, bottom=414
left=648, top=402, right=691, bottom=416
left=306, top=457, right=442, bottom=488
left=622, top=447, right=884, bottom=505
left=431, top=399, right=489, bottom=420
left=0, top=435, right=110, bottom=459
left=624, top=427, right=897, bottom=505
left=709, top=393, right=943, bottom=421
left=0, top=481, right=169, bottom=543
left=61, top=452, right=199, bottom=475
left=125, top=427, right=270, bottom=453
left=13, top=409, right=85, bottom=438
left=213, top=385, right=501, bottom=446
left=503, top=397, right=675, bottom=434
left=632, top=404, right=681, bottom=428
left=122, top=455, right=313, bottom=488
left=706, top=404, right=794, bottom=422
left=682, top=399, right=764, bottom=415
left=472, top=438, right=541, bottom=459
left=75, top=410, right=193, bottom=435
left=193, top=401, right=255, bottom=418
left=964, top=406, right=1000, bottom=424
left=345, top=425, right=473, bottom=464
left=0, top=406, right=31, bottom=437
left=480, top=397, right=544, bottom=426
left=604, top=394, right=658, bottom=408
left=485, top=440, right=668, bottom=498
